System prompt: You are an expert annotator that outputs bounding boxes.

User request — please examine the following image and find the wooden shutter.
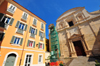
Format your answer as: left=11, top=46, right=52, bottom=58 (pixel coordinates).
left=39, top=31, right=41, bottom=36
left=43, top=44, right=44, bottom=49
left=35, top=29, right=37, bottom=35
left=38, top=43, right=40, bottom=48
left=33, top=41, right=35, bottom=47
left=0, top=13, right=4, bottom=22
left=10, top=36, right=15, bottom=44
left=24, top=24, right=27, bottom=31
left=0, top=33, right=5, bottom=41
left=27, top=40, right=30, bottom=46
left=20, top=38, right=23, bottom=45
left=9, top=18, right=14, bottom=25
left=15, top=21, right=20, bottom=27
left=33, top=19, right=37, bottom=25
left=29, top=26, right=32, bottom=33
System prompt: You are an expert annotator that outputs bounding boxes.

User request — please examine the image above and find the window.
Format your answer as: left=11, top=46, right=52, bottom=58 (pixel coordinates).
left=15, top=21, right=27, bottom=34
left=68, top=21, right=74, bottom=27
left=18, top=23, right=25, bottom=30
left=39, top=31, right=45, bottom=41
left=38, top=43, right=44, bottom=49
left=2, top=16, right=11, bottom=24
left=10, top=36, right=23, bottom=45
left=29, top=26, right=37, bottom=38
left=0, top=33, right=5, bottom=41
left=14, top=37, right=20, bottom=44
left=24, top=55, right=32, bottom=66
left=38, top=55, right=43, bottom=63
left=41, top=23, right=44, bottom=29
left=22, top=12, right=28, bottom=20
left=33, top=18, right=37, bottom=26
left=27, top=40, right=35, bottom=48
left=7, top=4, right=16, bottom=14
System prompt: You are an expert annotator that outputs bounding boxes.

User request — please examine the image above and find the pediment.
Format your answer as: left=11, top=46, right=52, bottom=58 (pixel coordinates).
left=69, top=34, right=83, bottom=40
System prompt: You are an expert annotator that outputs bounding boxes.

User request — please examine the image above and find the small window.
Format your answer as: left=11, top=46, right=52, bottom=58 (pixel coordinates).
left=18, top=23, right=25, bottom=30
left=38, top=55, right=42, bottom=63
left=39, top=31, right=44, bottom=41
left=10, top=36, right=23, bottom=45
left=33, top=18, right=37, bottom=26
left=68, top=21, right=74, bottom=27
left=14, top=37, right=20, bottom=45
left=7, top=4, right=16, bottom=14
left=25, top=55, right=32, bottom=66
left=27, top=40, right=35, bottom=48
left=22, top=12, right=28, bottom=20
left=38, top=43, right=44, bottom=49
left=31, top=28, right=35, bottom=34
left=2, top=16, right=11, bottom=24
left=41, top=23, right=44, bottom=29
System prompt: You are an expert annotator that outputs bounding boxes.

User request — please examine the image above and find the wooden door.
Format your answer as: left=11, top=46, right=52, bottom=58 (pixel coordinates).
left=73, top=40, right=86, bottom=56
left=5, top=54, right=16, bottom=66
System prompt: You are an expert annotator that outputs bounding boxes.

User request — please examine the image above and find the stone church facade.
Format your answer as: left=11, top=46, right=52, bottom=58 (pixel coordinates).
left=56, top=7, right=100, bottom=58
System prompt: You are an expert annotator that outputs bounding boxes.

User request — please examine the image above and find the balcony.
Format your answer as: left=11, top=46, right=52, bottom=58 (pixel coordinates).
left=16, top=28, right=23, bottom=34
left=0, top=22, right=8, bottom=29
left=30, top=33, right=35, bottom=38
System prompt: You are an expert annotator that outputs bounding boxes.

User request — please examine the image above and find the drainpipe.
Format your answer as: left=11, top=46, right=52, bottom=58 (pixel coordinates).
left=19, top=17, right=31, bottom=66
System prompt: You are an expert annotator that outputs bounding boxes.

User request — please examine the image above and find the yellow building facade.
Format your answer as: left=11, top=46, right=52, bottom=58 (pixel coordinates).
left=0, top=0, right=46, bottom=66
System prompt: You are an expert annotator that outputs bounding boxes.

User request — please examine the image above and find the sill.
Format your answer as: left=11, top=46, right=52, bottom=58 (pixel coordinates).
left=32, top=24, right=37, bottom=27
left=6, top=11, right=14, bottom=16
left=27, top=47, right=34, bottom=48
left=39, top=48, right=43, bottom=50
left=11, top=44, right=20, bottom=46
left=41, top=28, right=44, bottom=31
left=40, top=40, right=43, bottom=42
left=30, top=36, right=35, bottom=39
left=38, top=62, right=43, bottom=64
left=21, top=18, right=27, bottom=22
left=16, top=32, right=24, bottom=35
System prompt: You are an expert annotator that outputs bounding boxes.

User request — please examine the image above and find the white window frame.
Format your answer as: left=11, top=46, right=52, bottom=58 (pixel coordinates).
left=28, top=39, right=35, bottom=48
left=41, top=22, right=44, bottom=29
left=33, top=18, right=37, bottom=26
left=22, top=12, right=28, bottom=20
left=11, top=35, right=22, bottom=46
left=38, top=54, right=43, bottom=64
left=39, top=42, right=44, bottom=50
left=24, top=53, right=34, bottom=66
left=15, top=21, right=26, bottom=35
left=30, top=26, right=37, bottom=38
left=39, top=30, right=44, bottom=41
left=7, top=4, right=17, bottom=14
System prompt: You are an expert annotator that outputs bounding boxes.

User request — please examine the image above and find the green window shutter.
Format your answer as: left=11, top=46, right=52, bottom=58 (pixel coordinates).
left=43, top=33, right=45, bottom=38
left=24, top=24, right=27, bottom=31
left=0, top=13, right=4, bottom=21
left=33, top=41, right=35, bottom=47
left=39, top=31, right=41, bottom=36
left=20, top=38, right=23, bottom=45
left=43, top=44, right=44, bottom=49
left=38, top=43, right=40, bottom=48
left=27, top=40, right=30, bottom=46
left=15, top=21, right=20, bottom=27
left=29, top=26, right=32, bottom=33
left=35, top=29, right=37, bottom=35
left=9, top=18, right=14, bottom=25
left=10, top=36, right=15, bottom=44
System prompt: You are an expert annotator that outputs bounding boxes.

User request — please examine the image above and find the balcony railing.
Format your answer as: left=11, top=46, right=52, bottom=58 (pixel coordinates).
left=0, top=22, right=8, bottom=29
left=16, top=28, right=23, bottom=34
left=30, top=33, right=35, bottom=38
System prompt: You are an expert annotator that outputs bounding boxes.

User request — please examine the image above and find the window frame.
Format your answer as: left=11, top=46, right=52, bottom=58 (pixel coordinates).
left=7, top=4, right=17, bottom=14
left=28, top=39, right=35, bottom=48
left=38, top=54, right=43, bottom=64
left=39, top=30, right=44, bottom=41
left=24, top=53, right=34, bottom=66
left=33, top=18, right=37, bottom=26
left=30, top=26, right=37, bottom=38
left=41, top=22, right=44, bottom=30
left=39, top=42, right=44, bottom=50
left=16, top=21, right=26, bottom=35
left=22, top=12, right=28, bottom=20
left=11, top=35, right=22, bottom=46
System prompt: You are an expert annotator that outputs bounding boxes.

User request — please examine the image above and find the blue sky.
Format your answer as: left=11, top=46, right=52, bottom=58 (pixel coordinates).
left=14, top=0, right=100, bottom=39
